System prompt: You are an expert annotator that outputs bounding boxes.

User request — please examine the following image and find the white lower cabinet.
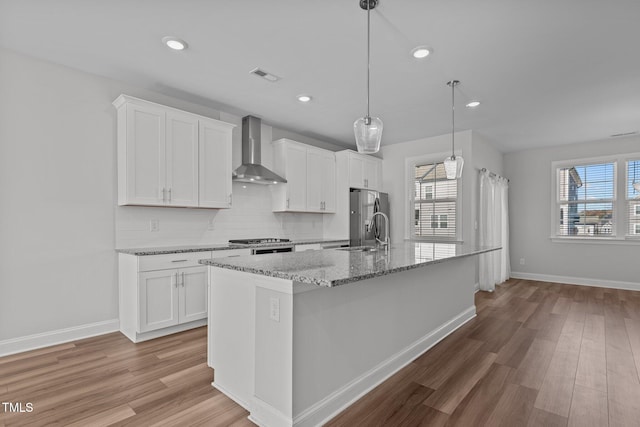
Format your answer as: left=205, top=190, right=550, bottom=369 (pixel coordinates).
left=138, top=265, right=207, bottom=333
left=119, top=251, right=211, bottom=342
left=119, top=248, right=251, bottom=342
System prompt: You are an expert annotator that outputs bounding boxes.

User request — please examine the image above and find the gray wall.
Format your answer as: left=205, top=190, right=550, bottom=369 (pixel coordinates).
left=0, top=47, right=337, bottom=345
left=505, top=135, right=640, bottom=287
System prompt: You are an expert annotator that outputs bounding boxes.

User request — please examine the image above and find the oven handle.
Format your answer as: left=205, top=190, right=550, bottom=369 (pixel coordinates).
left=252, top=245, right=294, bottom=255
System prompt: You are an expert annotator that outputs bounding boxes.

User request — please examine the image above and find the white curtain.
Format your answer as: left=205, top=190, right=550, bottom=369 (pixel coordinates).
left=478, top=170, right=510, bottom=292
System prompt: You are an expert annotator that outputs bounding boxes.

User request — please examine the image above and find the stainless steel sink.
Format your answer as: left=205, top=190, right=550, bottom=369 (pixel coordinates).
left=337, top=246, right=378, bottom=252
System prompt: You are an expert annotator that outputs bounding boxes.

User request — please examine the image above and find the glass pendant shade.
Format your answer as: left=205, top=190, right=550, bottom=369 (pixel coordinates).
left=354, top=116, right=383, bottom=154
left=444, top=155, right=464, bottom=179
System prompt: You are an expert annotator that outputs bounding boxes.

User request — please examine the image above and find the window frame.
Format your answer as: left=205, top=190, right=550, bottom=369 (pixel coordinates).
left=406, top=152, right=463, bottom=242
left=550, top=153, right=640, bottom=244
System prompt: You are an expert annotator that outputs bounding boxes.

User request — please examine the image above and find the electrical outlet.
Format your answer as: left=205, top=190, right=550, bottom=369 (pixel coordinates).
left=207, top=217, right=215, bottom=231
left=519, top=258, right=525, bottom=265
left=269, top=297, right=280, bottom=322
left=150, top=219, right=159, bottom=232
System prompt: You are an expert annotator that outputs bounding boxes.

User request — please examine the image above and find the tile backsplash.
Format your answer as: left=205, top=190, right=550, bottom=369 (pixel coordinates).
left=115, top=182, right=324, bottom=248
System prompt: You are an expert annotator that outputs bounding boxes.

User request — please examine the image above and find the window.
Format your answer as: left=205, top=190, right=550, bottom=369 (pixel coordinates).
left=412, top=162, right=458, bottom=240
left=552, top=154, right=640, bottom=241
left=557, top=162, right=614, bottom=237
left=629, top=159, right=640, bottom=235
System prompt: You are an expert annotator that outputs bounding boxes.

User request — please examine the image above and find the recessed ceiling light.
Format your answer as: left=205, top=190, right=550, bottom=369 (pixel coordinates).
left=411, top=46, right=432, bottom=59
left=297, top=95, right=312, bottom=103
left=162, top=36, right=188, bottom=51
left=466, top=101, right=481, bottom=108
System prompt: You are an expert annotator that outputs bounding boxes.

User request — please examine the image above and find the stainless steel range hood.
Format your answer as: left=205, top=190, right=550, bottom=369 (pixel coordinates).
left=232, top=115, right=287, bottom=184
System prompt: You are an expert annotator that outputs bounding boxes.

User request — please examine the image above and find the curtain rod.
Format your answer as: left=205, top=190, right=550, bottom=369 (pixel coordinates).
left=480, top=168, right=509, bottom=182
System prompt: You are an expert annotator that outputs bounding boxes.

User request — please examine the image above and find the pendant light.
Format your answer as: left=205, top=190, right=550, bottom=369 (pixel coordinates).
left=353, top=0, right=383, bottom=154
left=444, top=80, right=464, bottom=179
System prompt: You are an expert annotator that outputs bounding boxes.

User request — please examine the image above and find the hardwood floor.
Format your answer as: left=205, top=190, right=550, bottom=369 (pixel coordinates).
left=327, top=279, right=640, bottom=427
left=1, top=279, right=639, bottom=426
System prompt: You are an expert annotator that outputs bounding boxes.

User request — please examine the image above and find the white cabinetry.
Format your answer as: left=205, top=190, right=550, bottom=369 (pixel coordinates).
left=119, top=248, right=251, bottom=342
left=199, top=118, right=233, bottom=208
left=324, top=150, right=384, bottom=240
left=271, top=138, right=336, bottom=213
left=113, top=95, right=235, bottom=208
left=344, top=150, right=382, bottom=190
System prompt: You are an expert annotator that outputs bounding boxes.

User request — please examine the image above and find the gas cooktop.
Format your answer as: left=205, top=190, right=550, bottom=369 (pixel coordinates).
left=229, top=238, right=291, bottom=245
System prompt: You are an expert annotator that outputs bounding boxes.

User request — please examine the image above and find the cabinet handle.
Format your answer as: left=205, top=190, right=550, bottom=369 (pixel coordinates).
left=181, top=272, right=185, bottom=287
left=229, top=194, right=232, bottom=205
left=174, top=272, right=178, bottom=288
left=171, top=259, right=188, bottom=263
left=286, top=198, right=290, bottom=209
left=168, top=188, right=172, bottom=202
left=161, top=187, right=166, bottom=202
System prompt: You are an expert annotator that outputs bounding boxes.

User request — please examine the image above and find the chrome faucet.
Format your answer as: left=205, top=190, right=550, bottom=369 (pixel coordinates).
left=371, top=211, right=390, bottom=250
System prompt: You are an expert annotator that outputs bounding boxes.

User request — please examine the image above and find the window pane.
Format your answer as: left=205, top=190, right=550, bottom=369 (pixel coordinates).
left=559, top=163, right=614, bottom=202
left=413, top=160, right=457, bottom=239
left=558, top=202, right=613, bottom=236
left=628, top=160, right=640, bottom=199
left=557, top=161, right=615, bottom=237
left=630, top=201, right=640, bottom=235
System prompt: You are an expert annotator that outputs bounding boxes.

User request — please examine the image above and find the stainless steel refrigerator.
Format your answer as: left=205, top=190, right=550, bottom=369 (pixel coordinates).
left=349, top=189, right=390, bottom=247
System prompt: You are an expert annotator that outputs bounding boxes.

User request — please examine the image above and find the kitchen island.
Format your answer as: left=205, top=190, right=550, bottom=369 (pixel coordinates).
left=200, top=242, right=500, bottom=427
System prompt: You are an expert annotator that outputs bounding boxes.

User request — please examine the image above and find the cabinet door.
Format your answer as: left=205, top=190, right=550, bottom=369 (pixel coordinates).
left=306, top=149, right=324, bottom=212
left=364, top=157, right=381, bottom=190
left=322, top=152, right=337, bottom=213
left=124, top=103, right=166, bottom=205
left=139, top=270, right=179, bottom=332
left=166, top=111, right=199, bottom=207
left=199, top=119, right=233, bottom=208
left=348, top=153, right=365, bottom=189
left=179, top=266, right=208, bottom=323
left=285, top=144, right=308, bottom=211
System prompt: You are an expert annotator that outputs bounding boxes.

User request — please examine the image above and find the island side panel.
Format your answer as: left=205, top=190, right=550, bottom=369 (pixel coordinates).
left=208, top=267, right=256, bottom=409
left=291, top=255, right=476, bottom=423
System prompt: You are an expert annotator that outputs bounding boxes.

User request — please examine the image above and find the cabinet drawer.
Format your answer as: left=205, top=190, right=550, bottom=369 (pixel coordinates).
left=212, top=249, right=251, bottom=258
left=138, top=251, right=212, bottom=272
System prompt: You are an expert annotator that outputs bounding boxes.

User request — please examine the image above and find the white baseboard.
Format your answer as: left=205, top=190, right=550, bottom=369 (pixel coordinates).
left=250, top=397, right=293, bottom=427
left=510, top=272, right=640, bottom=292
left=212, top=381, right=251, bottom=413
left=0, top=319, right=119, bottom=357
left=292, top=306, right=477, bottom=427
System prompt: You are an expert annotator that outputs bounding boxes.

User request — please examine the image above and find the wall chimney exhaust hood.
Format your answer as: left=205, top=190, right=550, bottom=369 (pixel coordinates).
left=233, top=115, right=287, bottom=185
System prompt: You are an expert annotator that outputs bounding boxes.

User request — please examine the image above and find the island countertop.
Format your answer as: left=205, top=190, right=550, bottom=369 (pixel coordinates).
left=199, top=241, right=500, bottom=287
left=115, top=238, right=348, bottom=256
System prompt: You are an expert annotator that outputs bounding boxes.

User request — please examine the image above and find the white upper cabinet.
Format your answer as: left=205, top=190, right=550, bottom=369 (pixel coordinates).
left=166, top=111, right=199, bottom=207
left=271, top=139, right=336, bottom=213
left=199, top=117, right=233, bottom=208
left=343, top=150, right=382, bottom=191
left=113, top=95, right=235, bottom=208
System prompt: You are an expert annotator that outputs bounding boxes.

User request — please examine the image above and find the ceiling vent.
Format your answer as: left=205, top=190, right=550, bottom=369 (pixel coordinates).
left=250, top=68, right=280, bottom=82
left=610, top=131, right=638, bottom=137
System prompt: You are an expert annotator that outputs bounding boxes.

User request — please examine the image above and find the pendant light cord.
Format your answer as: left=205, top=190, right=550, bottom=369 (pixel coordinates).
left=451, top=81, right=455, bottom=158
left=366, top=1, right=371, bottom=121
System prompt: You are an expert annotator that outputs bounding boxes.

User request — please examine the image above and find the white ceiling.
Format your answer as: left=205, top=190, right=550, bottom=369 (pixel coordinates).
left=1, top=0, right=640, bottom=153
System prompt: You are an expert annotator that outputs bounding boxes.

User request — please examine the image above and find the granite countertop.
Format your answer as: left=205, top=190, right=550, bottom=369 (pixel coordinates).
left=199, top=241, right=501, bottom=287
left=116, top=239, right=349, bottom=256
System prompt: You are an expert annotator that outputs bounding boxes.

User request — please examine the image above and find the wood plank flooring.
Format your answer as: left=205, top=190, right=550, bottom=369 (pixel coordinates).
left=327, top=279, right=640, bottom=427
left=1, top=279, right=639, bottom=426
